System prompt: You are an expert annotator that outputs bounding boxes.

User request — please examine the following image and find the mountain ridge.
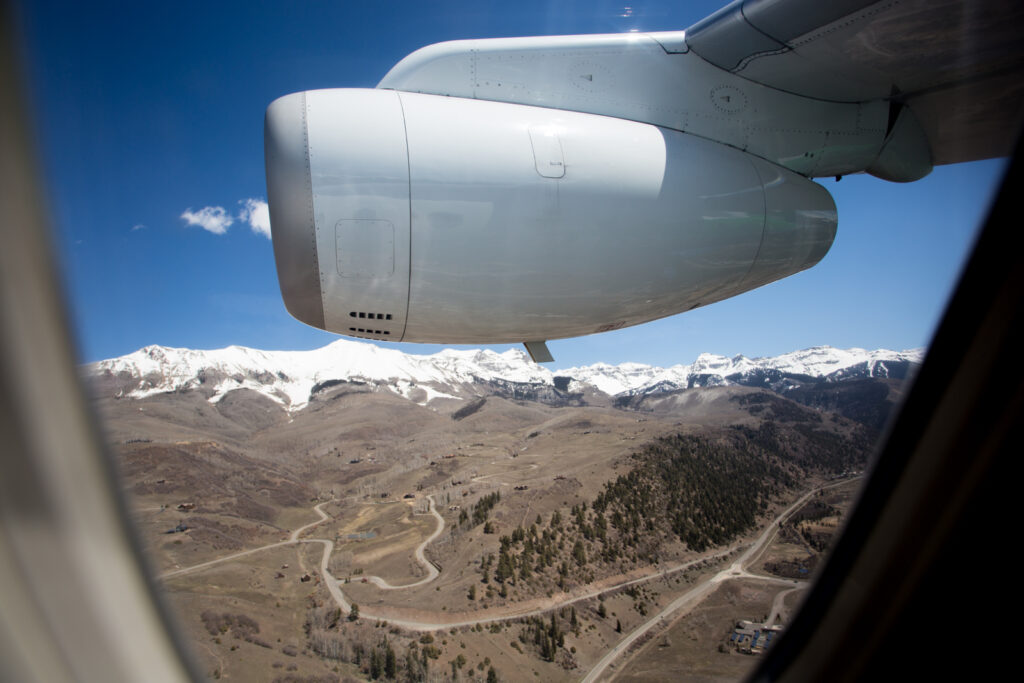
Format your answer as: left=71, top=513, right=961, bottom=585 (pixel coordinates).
left=86, top=339, right=924, bottom=412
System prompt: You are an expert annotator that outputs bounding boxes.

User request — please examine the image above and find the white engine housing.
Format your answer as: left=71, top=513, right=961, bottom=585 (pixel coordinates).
left=265, top=88, right=837, bottom=344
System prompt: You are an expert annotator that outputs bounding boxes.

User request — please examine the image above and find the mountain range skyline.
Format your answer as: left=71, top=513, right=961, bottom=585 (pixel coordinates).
left=87, top=339, right=923, bottom=413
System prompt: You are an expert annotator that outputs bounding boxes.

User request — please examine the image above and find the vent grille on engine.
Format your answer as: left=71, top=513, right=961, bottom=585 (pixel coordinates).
left=348, top=327, right=391, bottom=337
left=347, top=312, right=394, bottom=338
left=350, top=311, right=393, bottom=320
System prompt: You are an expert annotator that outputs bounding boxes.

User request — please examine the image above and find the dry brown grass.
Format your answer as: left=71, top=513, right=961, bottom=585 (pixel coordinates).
left=612, top=580, right=794, bottom=683
left=102, top=379, right=873, bottom=681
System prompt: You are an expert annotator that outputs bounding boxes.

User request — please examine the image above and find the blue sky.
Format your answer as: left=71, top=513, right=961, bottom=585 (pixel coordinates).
left=13, top=1, right=1005, bottom=368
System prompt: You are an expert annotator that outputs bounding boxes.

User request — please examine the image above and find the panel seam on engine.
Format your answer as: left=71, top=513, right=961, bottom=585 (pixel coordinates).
left=739, top=153, right=770, bottom=289
left=301, top=91, right=327, bottom=328
left=395, top=91, right=413, bottom=342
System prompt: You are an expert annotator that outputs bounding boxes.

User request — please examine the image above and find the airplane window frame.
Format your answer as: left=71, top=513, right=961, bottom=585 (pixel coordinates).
left=2, top=1, right=1020, bottom=681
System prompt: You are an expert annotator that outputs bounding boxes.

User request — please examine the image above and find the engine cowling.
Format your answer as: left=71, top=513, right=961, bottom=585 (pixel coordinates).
left=265, top=88, right=836, bottom=344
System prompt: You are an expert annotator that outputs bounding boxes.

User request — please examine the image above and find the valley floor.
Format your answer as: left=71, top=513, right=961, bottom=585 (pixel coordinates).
left=99, top=371, right=878, bottom=681
left=155, top=476, right=858, bottom=681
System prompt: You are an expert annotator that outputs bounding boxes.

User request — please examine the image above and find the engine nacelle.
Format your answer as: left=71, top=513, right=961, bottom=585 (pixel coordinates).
left=265, top=88, right=836, bottom=344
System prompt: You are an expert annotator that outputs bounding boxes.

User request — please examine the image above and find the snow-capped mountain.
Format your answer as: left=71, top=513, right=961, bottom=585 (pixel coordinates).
left=85, top=340, right=923, bottom=412
left=561, top=346, right=924, bottom=396
left=87, top=340, right=553, bottom=411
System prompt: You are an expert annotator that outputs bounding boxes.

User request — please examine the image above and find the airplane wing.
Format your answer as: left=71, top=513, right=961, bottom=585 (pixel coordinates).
left=379, top=0, right=1024, bottom=171
left=683, top=0, right=1024, bottom=166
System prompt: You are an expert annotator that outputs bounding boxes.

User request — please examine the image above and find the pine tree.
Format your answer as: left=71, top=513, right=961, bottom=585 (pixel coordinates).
left=572, top=540, right=587, bottom=567
left=406, top=646, right=426, bottom=682
left=495, top=549, right=514, bottom=583
left=385, top=642, right=396, bottom=679
left=540, top=632, right=552, bottom=661
left=369, top=647, right=382, bottom=679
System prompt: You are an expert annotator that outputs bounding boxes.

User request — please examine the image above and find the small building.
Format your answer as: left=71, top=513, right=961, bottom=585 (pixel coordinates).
left=730, top=620, right=784, bottom=655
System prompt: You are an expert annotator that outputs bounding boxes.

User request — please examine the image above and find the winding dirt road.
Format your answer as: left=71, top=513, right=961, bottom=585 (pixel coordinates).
left=583, top=478, right=858, bottom=683
left=159, top=500, right=332, bottom=579
left=470, top=463, right=538, bottom=486
left=359, top=495, right=444, bottom=589
left=160, top=477, right=858, bottom=679
left=765, top=586, right=802, bottom=629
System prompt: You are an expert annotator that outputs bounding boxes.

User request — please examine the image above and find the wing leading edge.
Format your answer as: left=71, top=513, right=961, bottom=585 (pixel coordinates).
left=381, top=0, right=1023, bottom=173
left=685, top=0, right=1024, bottom=165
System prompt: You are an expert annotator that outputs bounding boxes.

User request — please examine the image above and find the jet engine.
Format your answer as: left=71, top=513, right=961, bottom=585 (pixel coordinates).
left=265, top=88, right=836, bottom=347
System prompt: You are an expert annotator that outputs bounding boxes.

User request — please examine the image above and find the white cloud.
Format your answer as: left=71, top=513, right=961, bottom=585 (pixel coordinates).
left=180, top=206, right=233, bottom=235
left=131, top=223, right=146, bottom=231
left=238, top=198, right=271, bottom=239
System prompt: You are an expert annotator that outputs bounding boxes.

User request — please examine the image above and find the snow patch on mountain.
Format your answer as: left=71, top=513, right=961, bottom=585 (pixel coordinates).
left=559, top=346, right=925, bottom=395
left=88, top=339, right=550, bottom=412
left=86, top=340, right=924, bottom=412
